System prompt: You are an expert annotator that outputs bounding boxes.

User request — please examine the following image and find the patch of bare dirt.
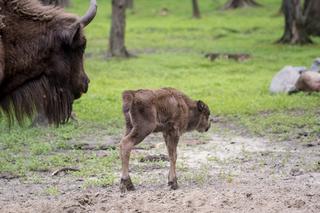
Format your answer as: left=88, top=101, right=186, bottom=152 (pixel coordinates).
left=139, top=154, right=169, bottom=163
left=205, top=53, right=251, bottom=62
left=1, top=131, right=319, bottom=212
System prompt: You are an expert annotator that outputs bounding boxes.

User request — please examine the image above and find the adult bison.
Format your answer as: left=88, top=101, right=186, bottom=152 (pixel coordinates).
left=0, top=0, right=97, bottom=125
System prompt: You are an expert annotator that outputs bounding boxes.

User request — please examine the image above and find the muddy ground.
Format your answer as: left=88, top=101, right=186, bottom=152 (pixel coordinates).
left=1, top=129, right=320, bottom=213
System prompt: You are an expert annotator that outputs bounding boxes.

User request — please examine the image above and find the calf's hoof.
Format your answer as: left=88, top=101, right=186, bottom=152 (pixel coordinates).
left=168, top=178, right=178, bottom=190
left=120, top=177, right=135, bottom=193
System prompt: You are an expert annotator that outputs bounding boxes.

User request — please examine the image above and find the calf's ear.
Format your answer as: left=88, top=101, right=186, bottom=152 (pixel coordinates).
left=197, top=100, right=205, bottom=112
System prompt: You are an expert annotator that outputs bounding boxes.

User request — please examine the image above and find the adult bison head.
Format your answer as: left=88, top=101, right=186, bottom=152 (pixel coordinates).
left=0, top=0, right=97, bottom=125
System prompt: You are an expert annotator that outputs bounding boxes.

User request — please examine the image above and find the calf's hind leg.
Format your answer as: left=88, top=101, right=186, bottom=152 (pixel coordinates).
left=163, top=131, right=179, bottom=190
left=119, top=126, right=154, bottom=192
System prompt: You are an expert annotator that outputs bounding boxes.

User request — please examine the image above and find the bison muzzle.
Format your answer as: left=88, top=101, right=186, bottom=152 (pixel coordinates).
left=119, top=88, right=211, bottom=192
left=0, top=0, right=97, bottom=125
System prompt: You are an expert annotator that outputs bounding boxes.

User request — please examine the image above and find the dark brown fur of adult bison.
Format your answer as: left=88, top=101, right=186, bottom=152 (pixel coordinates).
left=119, top=88, right=211, bottom=192
left=0, top=0, right=97, bottom=125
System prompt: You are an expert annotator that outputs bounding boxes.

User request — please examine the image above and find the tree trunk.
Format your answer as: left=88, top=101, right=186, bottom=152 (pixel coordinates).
left=126, top=0, right=134, bottom=9
left=109, top=0, right=131, bottom=57
left=278, top=0, right=312, bottom=44
left=192, top=0, right=201, bottom=19
left=224, top=0, right=261, bottom=9
left=278, top=0, right=285, bottom=15
left=304, top=0, right=320, bottom=36
left=40, top=0, right=70, bottom=7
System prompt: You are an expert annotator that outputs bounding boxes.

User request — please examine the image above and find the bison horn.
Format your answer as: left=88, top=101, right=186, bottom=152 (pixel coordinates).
left=80, top=0, right=97, bottom=27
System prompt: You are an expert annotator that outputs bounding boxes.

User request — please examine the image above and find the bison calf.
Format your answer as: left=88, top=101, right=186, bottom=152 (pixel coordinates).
left=119, top=88, right=211, bottom=192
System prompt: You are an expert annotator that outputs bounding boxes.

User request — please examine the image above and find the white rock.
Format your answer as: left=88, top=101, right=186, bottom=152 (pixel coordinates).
left=269, top=66, right=306, bottom=94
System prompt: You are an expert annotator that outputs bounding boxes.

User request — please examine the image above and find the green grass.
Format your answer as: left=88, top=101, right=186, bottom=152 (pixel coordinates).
left=1, top=0, right=320, bottom=178
left=44, top=186, right=60, bottom=196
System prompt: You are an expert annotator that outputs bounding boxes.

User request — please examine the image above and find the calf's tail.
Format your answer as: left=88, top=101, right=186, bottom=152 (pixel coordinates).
left=122, top=90, right=134, bottom=113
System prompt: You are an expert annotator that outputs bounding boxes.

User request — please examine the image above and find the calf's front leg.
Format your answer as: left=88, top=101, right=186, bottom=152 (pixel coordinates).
left=163, top=131, right=179, bottom=190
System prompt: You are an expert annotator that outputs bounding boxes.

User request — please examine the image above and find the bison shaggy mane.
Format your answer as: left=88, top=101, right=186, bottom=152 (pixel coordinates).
left=0, top=0, right=97, bottom=126
left=0, top=75, right=73, bottom=126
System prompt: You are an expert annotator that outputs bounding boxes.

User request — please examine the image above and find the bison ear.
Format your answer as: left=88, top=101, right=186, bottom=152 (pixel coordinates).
left=60, top=22, right=81, bottom=46
left=197, top=100, right=205, bottom=112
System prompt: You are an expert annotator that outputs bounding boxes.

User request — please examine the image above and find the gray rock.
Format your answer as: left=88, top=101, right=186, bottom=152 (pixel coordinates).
left=310, top=58, right=320, bottom=72
left=270, top=58, right=320, bottom=94
left=269, top=66, right=306, bottom=94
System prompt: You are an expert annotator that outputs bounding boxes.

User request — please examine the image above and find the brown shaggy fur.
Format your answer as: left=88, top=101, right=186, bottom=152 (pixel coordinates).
left=119, top=88, right=211, bottom=192
left=0, top=0, right=90, bottom=125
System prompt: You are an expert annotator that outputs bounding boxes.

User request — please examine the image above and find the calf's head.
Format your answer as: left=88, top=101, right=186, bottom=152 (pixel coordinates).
left=195, top=100, right=211, bottom=132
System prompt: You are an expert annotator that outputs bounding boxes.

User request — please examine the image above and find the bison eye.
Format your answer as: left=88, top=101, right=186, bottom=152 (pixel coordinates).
left=81, top=45, right=85, bottom=52
left=80, top=39, right=87, bottom=51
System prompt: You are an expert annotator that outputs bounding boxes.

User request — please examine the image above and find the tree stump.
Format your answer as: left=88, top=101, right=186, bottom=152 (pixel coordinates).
left=277, top=0, right=312, bottom=44
left=305, top=0, right=320, bottom=36
left=192, top=0, right=201, bottom=19
left=224, top=0, right=261, bottom=10
left=108, top=0, right=131, bottom=58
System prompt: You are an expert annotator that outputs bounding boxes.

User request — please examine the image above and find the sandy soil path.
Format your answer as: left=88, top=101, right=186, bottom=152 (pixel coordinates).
left=1, top=133, right=319, bottom=212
